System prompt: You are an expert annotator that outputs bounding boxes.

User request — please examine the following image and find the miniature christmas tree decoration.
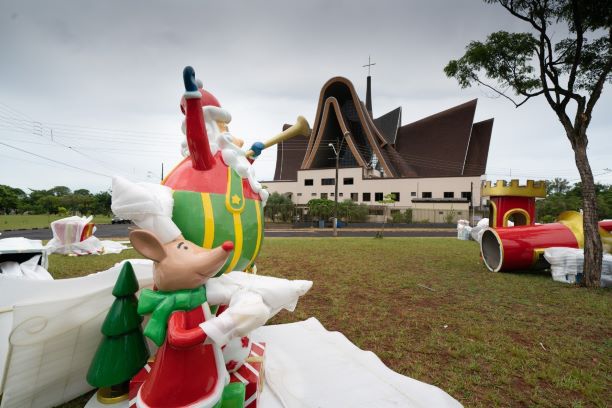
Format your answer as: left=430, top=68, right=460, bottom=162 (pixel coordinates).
left=87, top=261, right=150, bottom=403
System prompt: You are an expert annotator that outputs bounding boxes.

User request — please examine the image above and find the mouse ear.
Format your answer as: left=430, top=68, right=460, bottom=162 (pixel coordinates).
left=129, top=229, right=167, bottom=262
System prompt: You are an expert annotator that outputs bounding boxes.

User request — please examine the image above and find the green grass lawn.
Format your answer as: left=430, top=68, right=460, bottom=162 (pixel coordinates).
left=0, top=214, right=112, bottom=231
left=49, top=238, right=611, bottom=408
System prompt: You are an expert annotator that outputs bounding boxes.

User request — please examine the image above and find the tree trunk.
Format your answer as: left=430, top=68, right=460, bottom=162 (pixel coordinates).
left=573, top=137, right=602, bottom=287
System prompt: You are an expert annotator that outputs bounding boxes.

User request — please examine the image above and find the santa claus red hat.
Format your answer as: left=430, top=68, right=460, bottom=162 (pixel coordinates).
left=180, top=79, right=221, bottom=114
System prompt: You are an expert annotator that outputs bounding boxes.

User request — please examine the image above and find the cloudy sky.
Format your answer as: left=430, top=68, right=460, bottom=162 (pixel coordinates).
left=1, top=0, right=610, bottom=194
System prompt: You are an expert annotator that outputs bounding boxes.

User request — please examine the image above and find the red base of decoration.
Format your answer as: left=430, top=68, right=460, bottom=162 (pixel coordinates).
left=229, top=341, right=265, bottom=407
left=129, top=342, right=266, bottom=407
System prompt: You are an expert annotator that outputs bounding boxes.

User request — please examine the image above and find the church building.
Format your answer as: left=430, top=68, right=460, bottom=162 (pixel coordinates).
left=263, top=73, right=493, bottom=221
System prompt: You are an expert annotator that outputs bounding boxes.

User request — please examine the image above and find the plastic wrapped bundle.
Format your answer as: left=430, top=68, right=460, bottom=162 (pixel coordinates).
left=456, top=220, right=471, bottom=240
left=544, top=247, right=584, bottom=284
left=601, top=253, right=612, bottom=288
left=544, top=248, right=612, bottom=287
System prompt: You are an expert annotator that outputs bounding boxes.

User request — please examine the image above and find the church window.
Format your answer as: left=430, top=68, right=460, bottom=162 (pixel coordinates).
left=422, top=192, right=432, bottom=198
left=321, top=178, right=335, bottom=185
left=304, top=179, right=313, bottom=186
left=444, top=192, right=454, bottom=198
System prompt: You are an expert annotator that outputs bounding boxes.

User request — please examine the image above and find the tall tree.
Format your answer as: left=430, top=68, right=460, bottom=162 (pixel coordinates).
left=48, top=186, right=71, bottom=197
left=265, top=192, right=294, bottom=222
left=547, top=177, right=571, bottom=195
left=444, top=0, right=611, bottom=287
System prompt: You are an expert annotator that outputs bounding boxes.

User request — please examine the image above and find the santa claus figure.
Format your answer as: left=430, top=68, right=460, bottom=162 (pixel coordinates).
left=179, top=70, right=268, bottom=206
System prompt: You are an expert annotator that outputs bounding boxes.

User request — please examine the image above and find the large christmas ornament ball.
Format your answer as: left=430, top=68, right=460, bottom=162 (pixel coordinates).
left=162, top=152, right=264, bottom=276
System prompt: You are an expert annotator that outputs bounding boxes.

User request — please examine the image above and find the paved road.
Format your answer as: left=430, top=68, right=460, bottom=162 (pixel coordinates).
left=0, top=224, right=132, bottom=240
left=1, top=224, right=455, bottom=240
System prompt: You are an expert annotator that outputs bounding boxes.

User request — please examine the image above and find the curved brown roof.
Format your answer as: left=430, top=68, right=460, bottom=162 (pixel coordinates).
left=394, top=99, right=477, bottom=177
left=272, top=77, right=493, bottom=180
left=464, top=118, right=494, bottom=176
left=273, top=123, right=309, bottom=180
left=302, top=77, right=396, bottom=177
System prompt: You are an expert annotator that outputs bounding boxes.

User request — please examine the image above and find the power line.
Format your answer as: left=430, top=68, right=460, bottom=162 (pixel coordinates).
left=0, top=141, right=113, bottom=179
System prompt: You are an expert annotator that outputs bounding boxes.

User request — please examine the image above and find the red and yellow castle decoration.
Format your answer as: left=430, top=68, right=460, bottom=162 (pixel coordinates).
left=480, top=179, right=612, bottom=272
left=482, top=179, right=546, bottom=228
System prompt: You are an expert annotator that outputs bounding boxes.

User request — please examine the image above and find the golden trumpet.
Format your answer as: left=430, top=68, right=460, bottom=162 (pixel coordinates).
left=246, top=115, right=311, bottom=158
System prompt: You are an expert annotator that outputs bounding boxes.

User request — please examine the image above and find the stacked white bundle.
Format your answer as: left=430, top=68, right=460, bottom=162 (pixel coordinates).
left=544, top=248, right=612, bottom=287
left=456, top=220, right=472, bottom=240
left=544, top=247, right=583, bottom=284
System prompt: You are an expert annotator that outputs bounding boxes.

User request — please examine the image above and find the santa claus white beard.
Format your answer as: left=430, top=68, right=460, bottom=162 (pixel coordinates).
left=180, top=119, right=221, bottom=157
left=180, top=119, right=269, bottom=207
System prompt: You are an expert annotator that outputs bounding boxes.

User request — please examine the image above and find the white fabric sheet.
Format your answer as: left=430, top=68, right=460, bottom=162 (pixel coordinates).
left=0, top=255, right=53, bottom=280
left=1, top=261, right=460, bottom=408
left=253, top=318, right=462, bottom=408
left=0, top=260, right=154, bottom=403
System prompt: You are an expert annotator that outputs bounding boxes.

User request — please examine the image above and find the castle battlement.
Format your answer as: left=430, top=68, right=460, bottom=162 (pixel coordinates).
left=481, top=179, right=546, bottom=198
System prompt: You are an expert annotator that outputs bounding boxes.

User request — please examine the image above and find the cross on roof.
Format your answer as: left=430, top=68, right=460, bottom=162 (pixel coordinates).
left=362, top=56, right=376, bottom=76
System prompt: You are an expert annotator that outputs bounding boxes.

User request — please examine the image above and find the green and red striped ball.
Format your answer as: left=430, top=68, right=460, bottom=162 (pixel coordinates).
left=162, top=152, right=264, bottom=276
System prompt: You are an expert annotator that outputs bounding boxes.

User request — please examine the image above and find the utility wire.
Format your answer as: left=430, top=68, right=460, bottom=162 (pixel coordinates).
left=0, top=141, right=112, bottom=179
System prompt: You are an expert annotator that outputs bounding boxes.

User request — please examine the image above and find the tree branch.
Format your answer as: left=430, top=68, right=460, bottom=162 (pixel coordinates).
left=536, top=36, right=559, bottom=111
left=473, top=77, right=548, bottom=107
left=501, top=1, right=543, bottom=31
left=540, top=19, right=562, bottom=104
left=474, top=78, right=527, bottom=107
left=563, top=0, right=585, bottom=108
left=584, top=28, right=612, bottom=123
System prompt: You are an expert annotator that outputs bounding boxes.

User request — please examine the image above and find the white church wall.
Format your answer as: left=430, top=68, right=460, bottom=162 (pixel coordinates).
left=263, top=167, right=482, bottom=208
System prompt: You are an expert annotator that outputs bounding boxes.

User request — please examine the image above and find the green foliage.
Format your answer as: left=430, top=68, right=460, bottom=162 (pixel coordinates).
left=546, top=177, right=570, bottom=195
left=536, top=179, right=612, bottom=221
left=307, top=198, right=334, bottom=220
left=338, top=200, right=369, bottom=222
left=389, top=209, right=413, bottom=224
left=391, top=210, right=404, bottom=223
left=0, top=185, right=24, bottom=213
left=444, top=31, right=540, bottom=92
left=446, top=1, right=611, bottom=98
left=404, top=208, right=413, bottom=223
left=264, top=192, right=293, bottom=222
left=444, top=209, right=458, bottom=224
left=0, top=184, right=112, bottom=215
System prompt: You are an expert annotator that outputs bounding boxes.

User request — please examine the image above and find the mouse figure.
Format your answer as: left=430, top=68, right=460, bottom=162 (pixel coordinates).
left=130, top=229, right=243, bottom=408
left=129, top=228, right=311, bottom=408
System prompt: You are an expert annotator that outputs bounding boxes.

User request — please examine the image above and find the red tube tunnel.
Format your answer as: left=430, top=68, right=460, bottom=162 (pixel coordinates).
left=481, top=211, right=612, bottom=272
